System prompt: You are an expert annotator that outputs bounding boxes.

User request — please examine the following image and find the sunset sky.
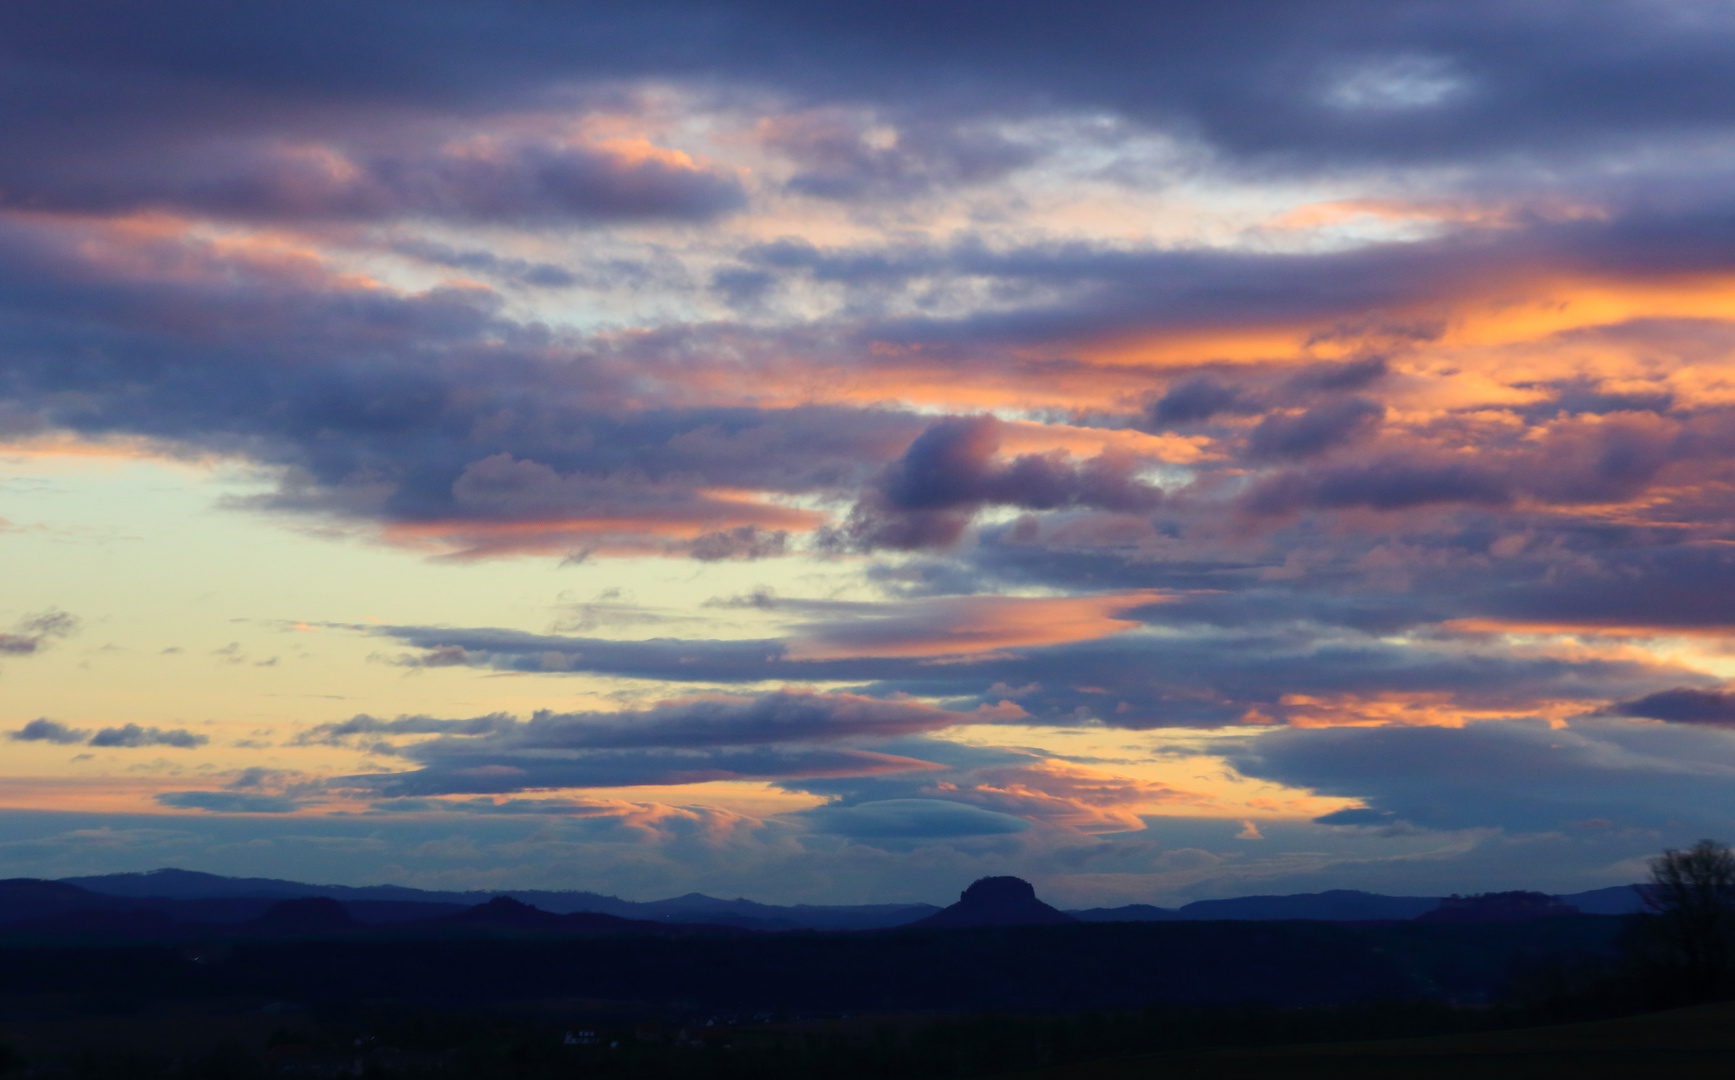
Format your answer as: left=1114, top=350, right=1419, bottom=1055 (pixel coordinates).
left=7, top=1, right=1735, bottom=906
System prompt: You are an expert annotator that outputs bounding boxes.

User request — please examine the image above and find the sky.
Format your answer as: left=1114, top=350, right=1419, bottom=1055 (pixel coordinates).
left=6, top=0, right=1735, bottom=906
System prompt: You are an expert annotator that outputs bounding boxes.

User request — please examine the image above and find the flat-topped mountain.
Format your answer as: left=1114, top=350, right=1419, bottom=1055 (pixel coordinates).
left=908, top=876, right=1076, bottom=928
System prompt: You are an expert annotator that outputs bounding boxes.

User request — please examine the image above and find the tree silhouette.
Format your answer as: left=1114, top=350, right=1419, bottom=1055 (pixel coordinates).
left=1638, top=839, right=1735, bottom=1001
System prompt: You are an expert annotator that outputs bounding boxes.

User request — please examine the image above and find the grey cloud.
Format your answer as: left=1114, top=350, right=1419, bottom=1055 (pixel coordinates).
left=6, top=1, right=1735, bottom=187
left=88, top=724, right=209, bottom=749
left=296, top=713, right=517, bottom=746
left=688, top=525, right=789, bottom=561
left=1283, top=357, right=1392, bottom=394
left=340, top=746, right=942, bottom=797
left=1245, top=397, right=1385, bottom=461
left=833, top=415, right=1162, bottom=551
left=8, top=718, right=90, bottom=744
left=0, top=610, right=79, bottom=655
left=5, top=138, right=745, bottom=226
left=1147, top=377, right=1253, bottom=427
left=317, top=691, right=968, bottom=795
left=764, top=111, right=1035, bottom=200
left=1614, top=688, right=1735, bottom=726
left=155, top=791, right=302, bottom=813
left=1228, top=718, right=1735, bottom=834
left=330, top=691, right=966, bottom=757
left=798, top=798, right=1031, bottom=839
left=1243, top=459, right=1511, bottom=516
left=390, top=239, right=579, bottom=288
left=358, top=608, right=1689, bottom=734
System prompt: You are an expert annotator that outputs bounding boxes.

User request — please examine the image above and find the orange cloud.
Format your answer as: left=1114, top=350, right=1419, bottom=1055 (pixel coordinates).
left=785, top=589, right=1170, bottom=660
left=1266, top=691, right=1584, bottom=729
left=931, top=761, right=1215, bottom=833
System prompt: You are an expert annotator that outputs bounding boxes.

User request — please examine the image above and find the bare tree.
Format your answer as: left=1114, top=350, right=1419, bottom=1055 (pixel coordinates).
left=1639, top=839, right=1735, bottom=1001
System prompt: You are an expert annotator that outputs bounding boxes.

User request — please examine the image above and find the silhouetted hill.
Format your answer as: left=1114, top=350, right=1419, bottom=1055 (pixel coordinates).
left=63, top=868, right=416, bottom=901
left=248, top=896, right=357, bottom=934
left=1416, top=891, right=1581, bottom=923
left=0, top=878, right=128, bottom=922
left=1562, top=885, right=1646, bottom=915
left=52, top=867, right=1652, bottom=933
left=909, top=877, right=1076, bottom=928
left=62, top=868, right=938, bottom=930
left=1071, top=903, right=1182, bottom=922
left=404, top=895, right=749, bottom=938
left=1176, top=890, right=1443, bottom=922
left=1073, top=886, right=1646, bottom=923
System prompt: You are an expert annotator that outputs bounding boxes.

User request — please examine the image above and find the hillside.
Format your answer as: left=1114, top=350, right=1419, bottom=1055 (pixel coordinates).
left=1025, top=1001, right=1735, bottom=1080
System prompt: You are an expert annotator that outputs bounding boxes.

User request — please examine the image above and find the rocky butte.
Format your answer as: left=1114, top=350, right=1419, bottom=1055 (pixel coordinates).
left=908, top=876, right=1077, bottom=929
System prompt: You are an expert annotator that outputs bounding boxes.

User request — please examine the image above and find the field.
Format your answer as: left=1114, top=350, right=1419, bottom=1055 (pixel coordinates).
left=1030, top=1001, right=1735, bottom=1079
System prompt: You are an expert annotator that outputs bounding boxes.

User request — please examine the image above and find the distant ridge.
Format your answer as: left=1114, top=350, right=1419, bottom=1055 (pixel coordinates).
left=1073, top=886, right=1646, bottom=922
left=50, top=868, right=1650, bottom=929
left=908, top=876, right=1075, bottom=928
left=59, top=868, right=940, bottom=931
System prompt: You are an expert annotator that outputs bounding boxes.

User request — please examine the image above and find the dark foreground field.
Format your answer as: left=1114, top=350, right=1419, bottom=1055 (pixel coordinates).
left=0, top=909, right=1677, bottom=1078
left=4, top=998, right=1734, bottom=1080
left=0, top=914, right=1627, bottom=1012
left=1032, top=1000, right=1735, bottom=1079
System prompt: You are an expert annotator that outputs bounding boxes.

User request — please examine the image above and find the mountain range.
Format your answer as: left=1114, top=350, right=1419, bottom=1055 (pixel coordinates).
left=6, top=868, right=1645, bottom=933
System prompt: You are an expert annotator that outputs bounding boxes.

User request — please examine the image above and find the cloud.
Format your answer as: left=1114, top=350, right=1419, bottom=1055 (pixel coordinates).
left=1227, top=717, right=1735, bottom=834
left=8, top=718, right=90, bottom=744
left=339, top=747, right=945, bottom=797
left=155, top=791, right=302, bottom=813
left=5, top=136, right=745, bottom=226
left=783, top=591, right=1164, bottom=660
left=1242, top=459, right=1511, bottom=516
left=1614, top=688, right=1735, bottom=726
left=307, top=691, right=966, bottom=753
left=11, top=719, right=210, bottom=749
left=1146, top=377, right=1255, bottom=427
left=295, top=713, right=517, bottom=746
left=761, top=109, right=1034, bottom=200
left=831, top=415, right=1162, bottom=550
left=87, top=724, right=210, bottom=749
left=799, top=798, right=1031, bottom=839
left=1245, top=398, right=1385, bottom=461
left=0, top=610, right=79, bottom=655
left=314, top=690, right=984, bottom=796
